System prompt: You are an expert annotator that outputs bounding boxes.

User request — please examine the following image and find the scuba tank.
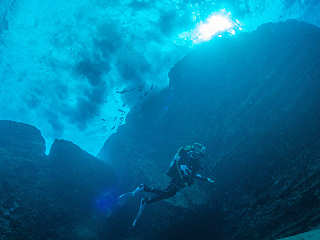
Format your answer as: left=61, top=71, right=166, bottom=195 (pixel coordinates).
left=166, top=145, right=193, bottom=178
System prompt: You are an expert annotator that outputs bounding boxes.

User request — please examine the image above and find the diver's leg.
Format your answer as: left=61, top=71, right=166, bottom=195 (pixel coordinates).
left=132, top=181, right=180, bottom=227
left=118, top=183, right=167, bottom=206
left=145, top=190, right=176, bottom=204
left=132, top=185, right=178, bottom=227
left=143, top=185, right=168, bottom=195
left=145, top=182, right=179, bottom=204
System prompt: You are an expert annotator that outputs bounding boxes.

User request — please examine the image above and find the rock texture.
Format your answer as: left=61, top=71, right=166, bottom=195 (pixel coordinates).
left=100, top=20, right=320, bottom=239
left=0, top=120, right=46, bottom=156
left=0, top=120, right=116, bottom=240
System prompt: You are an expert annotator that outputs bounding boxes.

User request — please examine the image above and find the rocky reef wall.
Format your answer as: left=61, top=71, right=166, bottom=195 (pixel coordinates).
left=0, top=120, right=116, bottom=240
left=100, top=20, right=320, bottom=239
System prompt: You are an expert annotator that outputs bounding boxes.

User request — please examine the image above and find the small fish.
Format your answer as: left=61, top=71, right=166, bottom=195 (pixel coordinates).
left=116, top=89, right=131, bottom=94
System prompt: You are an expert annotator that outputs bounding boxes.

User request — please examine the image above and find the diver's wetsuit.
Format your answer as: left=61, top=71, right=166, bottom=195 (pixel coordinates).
left=125, top=143, right=214, bottom=228
left=142, top=178, right=186, bottom=204
left=142, top=146, right=202, bottom=204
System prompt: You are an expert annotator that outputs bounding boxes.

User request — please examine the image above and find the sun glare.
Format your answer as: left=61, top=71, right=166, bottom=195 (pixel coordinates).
left=185, top=10, right=241, bottom=44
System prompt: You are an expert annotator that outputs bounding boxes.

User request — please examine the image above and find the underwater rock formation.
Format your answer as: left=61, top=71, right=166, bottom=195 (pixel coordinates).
left=100, top=20, right=320, bottom=239
left=0, top=120, right=116, bottom=240
left=0, top=120, right=45, bottom=157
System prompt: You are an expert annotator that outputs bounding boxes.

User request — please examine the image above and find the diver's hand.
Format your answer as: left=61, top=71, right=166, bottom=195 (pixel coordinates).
left=180, top=165, right=192, bottom=176
left=207, top=177, right=215, bottom=184
left=194, top=173, right=215, bottom=184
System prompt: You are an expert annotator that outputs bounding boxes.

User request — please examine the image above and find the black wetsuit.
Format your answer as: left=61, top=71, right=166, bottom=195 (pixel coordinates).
left=143, top=147, right=202, bottom=204
left=143, top=178, right=185, bottom=204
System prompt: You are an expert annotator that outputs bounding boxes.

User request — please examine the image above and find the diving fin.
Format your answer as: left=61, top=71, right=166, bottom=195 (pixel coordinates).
left=132, top=198, right=147, bottom=228
left=117, top=192, right=133, bottom=206
left=118, top=184, right=145, bottom=206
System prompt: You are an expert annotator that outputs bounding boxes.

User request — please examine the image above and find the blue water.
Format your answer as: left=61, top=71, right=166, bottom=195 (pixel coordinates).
left=1, top=0, right=320, bottom=155
left=1, top=1, right=320, bottom=240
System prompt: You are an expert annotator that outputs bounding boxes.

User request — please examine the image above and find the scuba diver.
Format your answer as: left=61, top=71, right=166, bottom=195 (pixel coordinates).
left=118, top=143, right=215, bottom=228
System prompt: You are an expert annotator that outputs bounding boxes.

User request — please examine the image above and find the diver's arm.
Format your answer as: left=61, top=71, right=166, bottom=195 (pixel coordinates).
left=180, top=164, right=192, bottom=176
left=179, top=165, right=215, bottom=183
left=193, top=173, right=215, bottom=184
